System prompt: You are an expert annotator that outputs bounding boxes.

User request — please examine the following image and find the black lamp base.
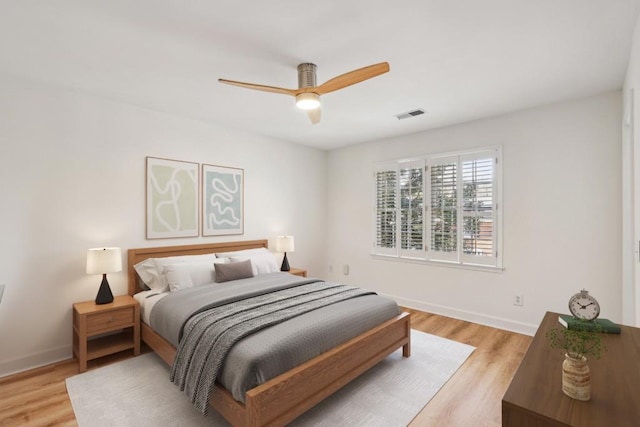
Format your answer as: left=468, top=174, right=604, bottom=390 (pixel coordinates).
left=95, top=274, right=114, bottom=305
left=280, top=252, right=290, bottom=272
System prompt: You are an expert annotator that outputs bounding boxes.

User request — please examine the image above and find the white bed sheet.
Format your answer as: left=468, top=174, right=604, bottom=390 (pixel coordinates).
left=133, top=289, right=168, bottom=325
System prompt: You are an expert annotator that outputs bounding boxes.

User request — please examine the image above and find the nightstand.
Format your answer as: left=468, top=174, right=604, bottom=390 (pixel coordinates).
left=72, top=295, right=140, bottom=372
left=289, top=268, right=307, bottom=277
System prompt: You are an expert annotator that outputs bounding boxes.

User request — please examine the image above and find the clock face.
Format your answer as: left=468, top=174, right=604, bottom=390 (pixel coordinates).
left=568, top=290, right=600, bottom=320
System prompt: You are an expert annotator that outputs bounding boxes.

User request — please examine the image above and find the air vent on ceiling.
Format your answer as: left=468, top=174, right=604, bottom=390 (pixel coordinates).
left=395, top=109, right=426, bottom=120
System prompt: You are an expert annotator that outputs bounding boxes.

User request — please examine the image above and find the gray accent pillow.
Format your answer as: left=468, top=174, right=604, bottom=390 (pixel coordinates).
left=214, top=259, right=254, bottom=283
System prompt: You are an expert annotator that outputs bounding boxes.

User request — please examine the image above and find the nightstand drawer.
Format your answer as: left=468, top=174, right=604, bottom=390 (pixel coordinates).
left=87, top=307, right=134, bottom=333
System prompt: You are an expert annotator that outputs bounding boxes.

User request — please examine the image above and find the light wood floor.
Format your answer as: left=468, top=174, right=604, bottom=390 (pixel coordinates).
left=0, top=308, right=531, bottom=427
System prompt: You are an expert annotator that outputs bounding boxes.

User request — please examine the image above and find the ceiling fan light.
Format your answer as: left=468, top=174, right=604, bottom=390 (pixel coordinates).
left=296, top=93, right=320, bottom=110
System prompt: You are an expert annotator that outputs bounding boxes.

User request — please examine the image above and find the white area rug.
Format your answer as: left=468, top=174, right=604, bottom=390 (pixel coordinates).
left=66, top=330, right=474, bottom=427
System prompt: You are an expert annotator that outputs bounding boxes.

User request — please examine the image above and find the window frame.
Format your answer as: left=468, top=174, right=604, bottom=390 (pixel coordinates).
left=372, top=146, right=503, bottom=270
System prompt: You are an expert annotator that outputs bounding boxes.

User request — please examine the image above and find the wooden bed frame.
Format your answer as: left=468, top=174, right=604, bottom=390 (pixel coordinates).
left=127, top=239, right=411, bottom=427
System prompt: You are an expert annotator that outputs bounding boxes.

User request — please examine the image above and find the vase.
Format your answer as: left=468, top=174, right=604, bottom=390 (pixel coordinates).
left=562, top=353, right=590, bottom=401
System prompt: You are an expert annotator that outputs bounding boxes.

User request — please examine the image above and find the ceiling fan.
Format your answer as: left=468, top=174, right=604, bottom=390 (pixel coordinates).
left=218, top=62, right=390, bottom=124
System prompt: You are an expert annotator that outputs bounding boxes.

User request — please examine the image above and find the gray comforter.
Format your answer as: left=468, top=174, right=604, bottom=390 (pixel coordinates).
left=149, top=273, right=400, bottom=410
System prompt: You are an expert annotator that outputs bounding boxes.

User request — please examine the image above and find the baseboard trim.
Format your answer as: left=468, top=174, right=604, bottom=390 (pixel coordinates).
left=384, top=293, right=537, bottom=336
left=0, top=345, right=71, bottom=378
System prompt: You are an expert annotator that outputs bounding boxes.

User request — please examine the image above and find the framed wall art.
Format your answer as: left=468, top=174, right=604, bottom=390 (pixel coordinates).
left=146, top=157, right=199, bottom=239
left=202, top=164, right=244, bottom=236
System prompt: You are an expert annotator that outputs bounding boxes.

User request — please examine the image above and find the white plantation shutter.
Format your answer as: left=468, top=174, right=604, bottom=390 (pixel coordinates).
left=373, top=165, right=398, bottom=255
left=428, top=156, right=458, bottom=262
left=373, top=147, right=501, bottom=269
left=399, top=161, right=425, bottom=258
left=461, top=152, right=496, bottom=265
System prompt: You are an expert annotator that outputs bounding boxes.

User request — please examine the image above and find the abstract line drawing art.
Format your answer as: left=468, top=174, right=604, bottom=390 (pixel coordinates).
left=146, top=157, right=199, bottom=239
left=202, top=164, right=244, bottom=236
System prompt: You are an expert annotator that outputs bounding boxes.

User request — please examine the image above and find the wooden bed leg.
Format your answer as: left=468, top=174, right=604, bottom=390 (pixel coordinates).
left=245, top=396, right=260, bottom=427
left=403, top=342, right=411, bottom=358
left=403, top=321, right=411, bottom=357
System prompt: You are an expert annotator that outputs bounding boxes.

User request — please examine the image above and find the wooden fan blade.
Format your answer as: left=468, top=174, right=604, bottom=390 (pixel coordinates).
left=218, top=78, right=297, bottom=96
left=315, top=62, right=390, bottom=95
left=307, top=107, right=321, bottom=124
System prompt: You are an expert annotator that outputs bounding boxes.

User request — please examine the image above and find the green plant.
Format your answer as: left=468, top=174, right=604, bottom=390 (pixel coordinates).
left=546, top=322, right=607, bottom=360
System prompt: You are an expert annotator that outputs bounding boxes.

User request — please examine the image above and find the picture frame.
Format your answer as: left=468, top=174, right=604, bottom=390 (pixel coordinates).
left=202, top=164, right=244, bottom=236
left=146, top=157, right=199, bottom=239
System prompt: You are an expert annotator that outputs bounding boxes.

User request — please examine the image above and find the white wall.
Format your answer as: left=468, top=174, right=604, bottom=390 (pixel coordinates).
left=0, top=72, right=327, bottom=376
left=623, top=12, right=640, bottom=326
left=326, top=92, right=622, bottom=335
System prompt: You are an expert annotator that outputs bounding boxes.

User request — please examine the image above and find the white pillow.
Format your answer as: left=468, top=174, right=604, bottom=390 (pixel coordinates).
left=163, top=258, right=230, bottom=292
left=215, top=247, right=271, bottom=258
left=133, top=253, right=216, bottom=291
left=216, top=248, right=280, bottom=275
left=133, top=258, right=159, bottom=290
left=229, top=252, right=279, bottom=276
left=164, top=267, right=194, bottom=292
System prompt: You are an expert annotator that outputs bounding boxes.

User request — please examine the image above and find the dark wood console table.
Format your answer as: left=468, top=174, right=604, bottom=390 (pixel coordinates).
left=502, top=311, right=640, bottom=426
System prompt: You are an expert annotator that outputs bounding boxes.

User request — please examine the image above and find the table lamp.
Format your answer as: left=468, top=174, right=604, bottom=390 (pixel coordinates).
left=275, top=236, right=294, bottom=272
left=86, top=247, right=122, bottom=304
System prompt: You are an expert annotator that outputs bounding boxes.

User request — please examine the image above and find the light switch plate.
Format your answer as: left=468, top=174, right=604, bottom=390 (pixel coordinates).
left=0, top=284, right=4, bottom=304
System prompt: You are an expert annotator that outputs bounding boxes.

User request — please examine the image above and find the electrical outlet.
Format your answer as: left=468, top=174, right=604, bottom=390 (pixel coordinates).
left=0, top=284, right=5, bottom=304
left=513, top=294, right=523, bottom=306
left=329, top=265, right=333, bottom=272
left=343, top=264, right=350, bottom=275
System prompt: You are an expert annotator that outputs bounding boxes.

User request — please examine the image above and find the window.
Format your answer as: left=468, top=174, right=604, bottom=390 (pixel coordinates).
left=373, top=147, right=502, bottom=269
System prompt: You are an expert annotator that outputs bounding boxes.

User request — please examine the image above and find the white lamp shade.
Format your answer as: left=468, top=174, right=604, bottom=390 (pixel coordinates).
left=86, top=247, right=122, bottom=275
left=275, top=236, right=295, bottom=253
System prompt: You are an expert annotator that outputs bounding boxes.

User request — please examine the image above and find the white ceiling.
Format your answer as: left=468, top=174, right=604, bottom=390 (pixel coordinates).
left=1, top=0, right=639, bottom=150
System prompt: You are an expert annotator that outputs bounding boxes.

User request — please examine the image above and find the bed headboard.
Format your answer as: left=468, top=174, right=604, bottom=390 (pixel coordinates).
left=127, top=239, right=269, bottom=296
